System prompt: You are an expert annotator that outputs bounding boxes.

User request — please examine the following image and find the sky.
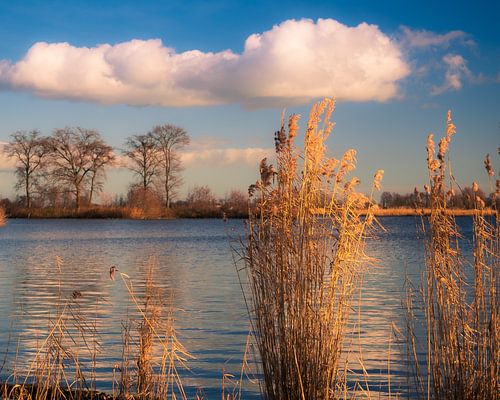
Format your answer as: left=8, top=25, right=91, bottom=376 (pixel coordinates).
left=0, top=0, right=498, bottom=200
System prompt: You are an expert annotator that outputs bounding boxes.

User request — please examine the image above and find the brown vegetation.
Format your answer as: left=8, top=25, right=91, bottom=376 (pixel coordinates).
left=405, top=111, right=499, bottom=399
left=242, top=98, right=381, bottom=399
left=0, top=206, right=5, bottom=226
left=0, top=258, right=196, bottom=400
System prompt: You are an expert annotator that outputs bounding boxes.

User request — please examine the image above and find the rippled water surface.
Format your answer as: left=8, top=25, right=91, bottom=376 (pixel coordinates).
left=0, top=217, right=474, bottom=398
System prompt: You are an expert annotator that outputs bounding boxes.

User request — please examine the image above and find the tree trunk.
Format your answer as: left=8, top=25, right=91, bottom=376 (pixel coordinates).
left=164, top=150, right=170, bottom=208
left=89, top=173, right=95, bottom=205
left=75, top=184, right=80, bottom=212
left=165, top=177, right=169, bottom=208
left=25, top=175, right=31, bottom=210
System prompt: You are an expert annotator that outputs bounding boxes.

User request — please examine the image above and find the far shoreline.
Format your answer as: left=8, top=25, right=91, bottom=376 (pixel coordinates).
left=1, top=206, right=496, bottom=221
left=370, top=207, right=496, bottom=217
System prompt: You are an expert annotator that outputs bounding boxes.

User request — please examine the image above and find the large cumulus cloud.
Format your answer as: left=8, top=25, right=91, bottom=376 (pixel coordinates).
left=0, top=18, right=410, bottom=107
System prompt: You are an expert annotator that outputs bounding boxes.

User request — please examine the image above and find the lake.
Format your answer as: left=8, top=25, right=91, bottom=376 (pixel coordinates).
left=0, top=217, right=475, bottom=398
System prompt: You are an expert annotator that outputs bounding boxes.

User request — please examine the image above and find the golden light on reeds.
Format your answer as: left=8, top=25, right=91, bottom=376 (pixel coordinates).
left=373, top=169, right=384, bottom=191
left=1, top=258, right=194, bottom=400
left=243, top=98, right=381, bottom=399
left=484, top=153, right=495, bottom=177
left=406, top=110, right=499, bottom=399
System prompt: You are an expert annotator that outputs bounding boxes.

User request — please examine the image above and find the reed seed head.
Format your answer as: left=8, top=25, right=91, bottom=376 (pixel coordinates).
left=287, top=114, right=300, bottom=144
left=484, top=154, right=494, bottom=177
left=427, top=133, right=435, bottom=167
left=438, top=137, right=449, bottom=161
left=446, top=110, right=456, bottom=141
left=430, top=159, right=441, bottom=172
left=373, top=169, right=384, bottom=190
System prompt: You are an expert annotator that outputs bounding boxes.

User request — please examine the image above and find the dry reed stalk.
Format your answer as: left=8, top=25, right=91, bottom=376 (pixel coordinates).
left=0, top=206, right=6, bottom=227
left=119, top=260, right=192, bottom=400
left=118, top=320, right=132, bottom=398
left=3, top=256, right=102, bottom=400
left=221, top=333, right=256, bottom=400
left=3, top=256, right=196, bottom=400
left=407, top=111, right=499, bottom=399
left=244, top=98, right=380, bottom=399
left=136, top=266, right=160, bottom=397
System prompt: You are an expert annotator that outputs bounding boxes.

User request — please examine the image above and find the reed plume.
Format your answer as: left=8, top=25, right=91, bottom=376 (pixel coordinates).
left=243, top=98, right=380, bottom=399
left=407, top=111, right=499, bottom=399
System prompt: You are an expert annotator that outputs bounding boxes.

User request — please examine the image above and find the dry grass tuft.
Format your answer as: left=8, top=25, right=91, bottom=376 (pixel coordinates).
left=406, top=111, right=499, bottom=399
left=119, top=260, right=192, bottom=400
left=243, top=98, right=380, bottom=399
left=2, top=256, right=102, bottom=399
left=0, top=206, right=6, bottom=226
left=2, top=258, right=194, bottom=400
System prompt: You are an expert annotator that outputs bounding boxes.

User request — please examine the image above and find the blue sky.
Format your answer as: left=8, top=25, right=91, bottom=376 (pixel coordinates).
left=0, top=0, right=498, bottom=200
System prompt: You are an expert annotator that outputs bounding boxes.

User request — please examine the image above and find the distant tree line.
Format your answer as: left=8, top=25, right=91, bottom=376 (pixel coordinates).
left=4, top=125, right=497, bottom=219
left=1, top=124, right=250, bottom=218
left=379, top=186, right=499, bottom=209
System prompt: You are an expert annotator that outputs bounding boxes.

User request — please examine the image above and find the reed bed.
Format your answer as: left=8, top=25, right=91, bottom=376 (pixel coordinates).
left=243, top=98, right=381, bottom=399
left=1, top=256, right=102, bottom=400
left=406, top=111, right=499, bottom=399
left=1, top=258, right=196, bottom=400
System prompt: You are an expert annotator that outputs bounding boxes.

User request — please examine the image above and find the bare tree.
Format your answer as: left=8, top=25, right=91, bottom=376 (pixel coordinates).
left=186, top=185, right=217, bottom=207
left=124, top=133, right=160, bottom=191
left=46, top=127, right=113, bottom=211
left=222, top=189, right=248, bottom=218
left=87, top=138, right=115, bottom=204
left=4, top=130, right=49, bottom=209
left=152, top=124, right=190, bottom=208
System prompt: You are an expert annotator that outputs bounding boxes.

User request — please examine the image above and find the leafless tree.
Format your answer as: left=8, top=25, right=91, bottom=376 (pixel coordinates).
left=46, top=127, right=113, bottom=211
left=4, top=130, right=49, bottom=209
left=87, top=138, right=115, bottom=204
left=152, top=124, right=190, bottom=208
left=124, top=133, right=159, bottom=191
left=222, top=189, right=248, bottom=218
left=186, top=185, right=217, bottom=207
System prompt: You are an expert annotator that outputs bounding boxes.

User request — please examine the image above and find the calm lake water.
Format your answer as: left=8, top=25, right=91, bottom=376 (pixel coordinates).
left=0, top=217, right=475, bottom=398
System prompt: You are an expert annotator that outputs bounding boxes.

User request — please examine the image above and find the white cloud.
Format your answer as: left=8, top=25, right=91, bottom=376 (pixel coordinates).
left=431, top=54, right=473, bottom=95
left=399, top=26, right=472, bottom=48
left=181, top=147, right=274, bottom=167
left=0, top=18, right=410, bottom=107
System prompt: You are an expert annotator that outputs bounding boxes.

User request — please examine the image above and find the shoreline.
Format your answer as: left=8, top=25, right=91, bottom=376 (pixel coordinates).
left=370, top=207, right=496, bottom=217
left=1, top=207, right=496, bottom=220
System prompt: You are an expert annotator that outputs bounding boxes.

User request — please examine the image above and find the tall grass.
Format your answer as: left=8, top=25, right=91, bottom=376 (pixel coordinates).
left=406, top=111, right=499, bottom=399
left=243, top=98, right=381, bottom=399
left=1, top=256, right=101, bottom=400
left=1, top=258, right=195, bottom=400
left=119, top=262, right=192, bottom=400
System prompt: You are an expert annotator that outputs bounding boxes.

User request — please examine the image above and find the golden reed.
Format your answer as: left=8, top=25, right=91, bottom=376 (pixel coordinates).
left=243, top=98, right=381, bottom=399
left=406, top=111, right=499, bottom=399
